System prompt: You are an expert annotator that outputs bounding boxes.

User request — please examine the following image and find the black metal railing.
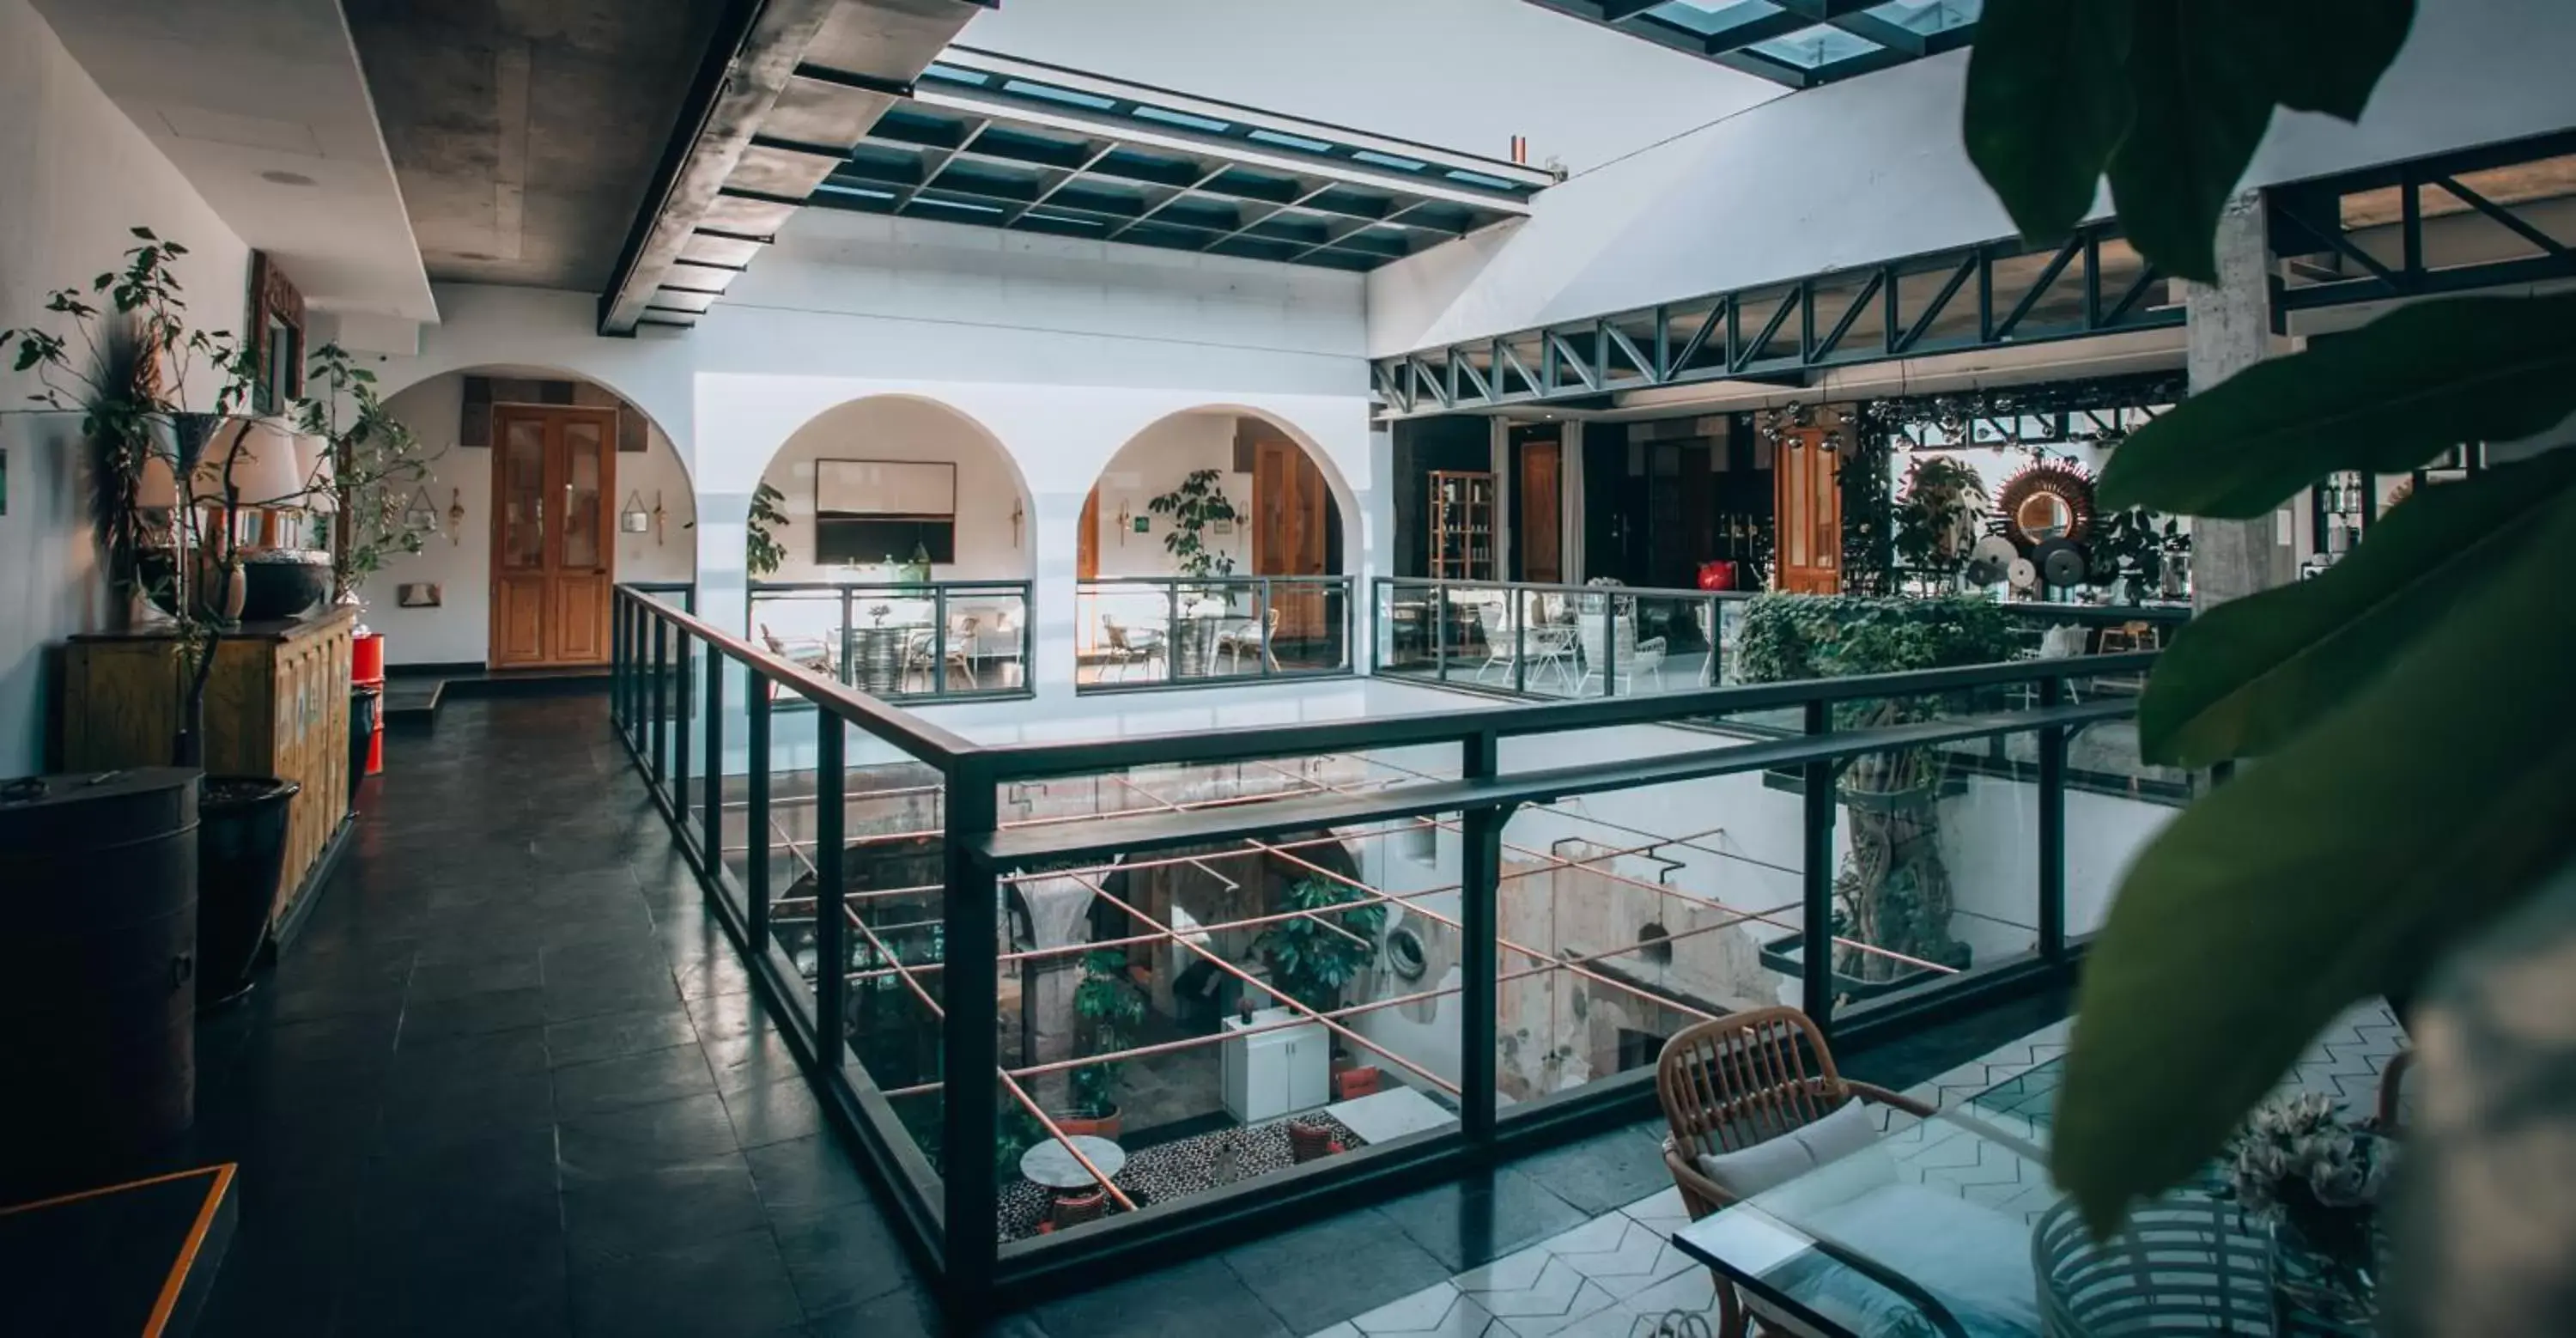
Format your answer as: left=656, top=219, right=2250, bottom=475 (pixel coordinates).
left=1075, top=575, right=1353, bottom=691
left=747, top=580, right=1033, bottom=703
left=1374, top=576, right=1755, bottom=698
left=609, top=581, right=2176, bottom=1328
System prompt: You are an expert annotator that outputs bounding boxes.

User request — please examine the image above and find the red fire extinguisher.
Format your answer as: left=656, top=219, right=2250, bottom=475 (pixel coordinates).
left=1697, top=561, right=1737, bottom=592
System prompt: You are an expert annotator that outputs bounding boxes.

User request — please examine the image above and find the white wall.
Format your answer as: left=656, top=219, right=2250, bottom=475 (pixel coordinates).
left=1368, top=0, right=2576, bottom=356
left=1091, top=411, right=1248, bottom=579
left=754, top=395, right=1032, bottom=584
left=355, top=371, right=696, bottom=666
left=957, top=0, right=1783, bottom=175
left=0, top=0, right=249, bottom=775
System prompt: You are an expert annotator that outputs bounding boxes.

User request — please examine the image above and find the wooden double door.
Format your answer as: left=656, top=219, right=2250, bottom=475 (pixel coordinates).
left=1251, top=435, right=1331, bottom=641
left=490, top=405, right=617, bottom=667
left=1773, top=427, right=1842, bottom=593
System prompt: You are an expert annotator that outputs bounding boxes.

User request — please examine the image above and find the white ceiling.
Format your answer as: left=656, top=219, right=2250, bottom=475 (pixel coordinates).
left=33, top=0, right=438, bottom=322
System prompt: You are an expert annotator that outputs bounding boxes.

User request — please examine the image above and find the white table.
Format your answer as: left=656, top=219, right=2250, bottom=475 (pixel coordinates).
left=1326, top=1085, right=1452, bottom=1145
left=1018, top=1134, right=1127, bottom=1189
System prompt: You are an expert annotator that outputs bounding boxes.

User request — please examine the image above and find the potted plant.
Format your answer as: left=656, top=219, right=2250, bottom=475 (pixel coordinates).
left=4, top=228, right=326, bottom=1005
left=1062, top=950, right=1144, bottom=1138
left=744, top=482, right=790, bottom=578
left=1890, top=456, right=1989, bottom=593
left=2222, top=1092, right=2393, bottom=1329
left=1259, top=877, right=1386, bottom=1061
left=1739, top=594, right=2019, bottom=1001
left=1146, top=467, right=1237, bottom=677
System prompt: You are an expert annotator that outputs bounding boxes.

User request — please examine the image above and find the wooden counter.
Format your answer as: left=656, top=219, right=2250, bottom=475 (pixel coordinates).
left=63, top=607, right=355, bottom=934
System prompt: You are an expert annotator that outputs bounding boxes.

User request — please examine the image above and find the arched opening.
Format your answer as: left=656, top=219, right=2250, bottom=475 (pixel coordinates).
left=364, top=367, right=696, bottom=671
left=744, top=394, right=1036, bottom=700
left=1075, top=408, right=1353, bottom=687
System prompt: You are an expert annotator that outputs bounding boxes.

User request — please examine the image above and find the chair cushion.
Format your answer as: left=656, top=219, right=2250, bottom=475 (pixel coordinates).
left=1794, top=1098, right=1877, bottom=1169
left=1695, top=1129, right=1820, bottom=1200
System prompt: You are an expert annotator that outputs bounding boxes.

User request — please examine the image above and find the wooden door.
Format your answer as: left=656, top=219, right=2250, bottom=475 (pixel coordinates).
left=1773, top=428, right=1841, bottom=593
left=489, top=405, right=617, bottom=667
left=1252, top=438, right=1329, bottom=642
left=1518, top=439, right=1563, bottom=583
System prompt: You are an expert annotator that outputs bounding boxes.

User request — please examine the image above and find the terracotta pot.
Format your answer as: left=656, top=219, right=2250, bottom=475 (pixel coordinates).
left=1054, top=1107, right=1121, bottom=1140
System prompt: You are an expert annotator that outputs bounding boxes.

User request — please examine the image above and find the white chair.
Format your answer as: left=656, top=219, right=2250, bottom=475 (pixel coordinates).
left=1577, top=611, right=1666, bottom=695
left=1097, top=615, right=1163, bottom=682
left=1215, top=607, right=1279, bottom=674
left=2013, top=623, right=2087, bottom=707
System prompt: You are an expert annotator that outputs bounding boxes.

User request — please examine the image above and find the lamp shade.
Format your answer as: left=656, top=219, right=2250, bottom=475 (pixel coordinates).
left=192, top=417, right=305, bottom=508
left=294, top=432, right=336, bottom=512
left=136, top=453, right=180, bottom=509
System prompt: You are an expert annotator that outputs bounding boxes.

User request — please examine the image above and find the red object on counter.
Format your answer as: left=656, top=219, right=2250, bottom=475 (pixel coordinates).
left=353, top=631, right=387, bottom=776
left=1696, top=561, right=1738, bottom=592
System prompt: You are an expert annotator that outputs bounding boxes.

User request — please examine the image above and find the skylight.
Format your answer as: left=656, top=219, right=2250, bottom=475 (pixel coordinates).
left=1525, top=0, right=1984, bottom=87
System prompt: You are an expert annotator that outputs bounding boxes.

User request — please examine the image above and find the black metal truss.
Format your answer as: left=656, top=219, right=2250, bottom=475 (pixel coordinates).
left=1521, top=0, right=1979, bottom=88
left=2268, top=128, right=2576, bottom=321
left=1373, top=222, right=2180, bottom=415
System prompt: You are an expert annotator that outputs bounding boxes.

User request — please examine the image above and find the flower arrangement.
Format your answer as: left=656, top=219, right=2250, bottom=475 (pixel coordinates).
left=2224, top=1092, right=2392, bottom=1264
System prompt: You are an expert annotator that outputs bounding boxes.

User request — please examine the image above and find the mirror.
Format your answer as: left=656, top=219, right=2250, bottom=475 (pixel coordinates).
left=2014, top=492, right=2074, bottom=542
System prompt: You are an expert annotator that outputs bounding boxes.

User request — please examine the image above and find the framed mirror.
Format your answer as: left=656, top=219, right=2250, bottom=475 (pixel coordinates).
left=1994, top=462, right=2097, bottom=552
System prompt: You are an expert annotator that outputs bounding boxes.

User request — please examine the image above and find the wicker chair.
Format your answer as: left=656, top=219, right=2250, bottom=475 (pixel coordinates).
left=1656, top=1007, right=1937, bottom=1338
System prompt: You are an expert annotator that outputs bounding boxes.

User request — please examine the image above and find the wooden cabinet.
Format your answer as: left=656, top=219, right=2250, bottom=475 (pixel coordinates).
left=63, top=608, right=355, bottom=934
left=1427, top=470, right=1497, bottom=581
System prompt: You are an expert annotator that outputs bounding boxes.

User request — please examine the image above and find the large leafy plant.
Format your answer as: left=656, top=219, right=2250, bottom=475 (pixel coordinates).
left=1965, top=0, right=2576, bottom=1268
left=745, top=482, right=791, bottom=579
left=1146, top=467, right=1238, bottom=581
left=1069, top=950, right=1145, bottom=1120
left=1260, top=877, right=1387, bottom=1017
left=296, top=341, right=440, bottom=601
left=1890, top=456, right=1990, bottom=588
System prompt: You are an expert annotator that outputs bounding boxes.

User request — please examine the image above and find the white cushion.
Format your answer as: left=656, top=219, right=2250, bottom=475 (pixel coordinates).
left=1695, top=1131, right=1819, bottom=1200
left=1793, top=1098, right=1877, bottom=1168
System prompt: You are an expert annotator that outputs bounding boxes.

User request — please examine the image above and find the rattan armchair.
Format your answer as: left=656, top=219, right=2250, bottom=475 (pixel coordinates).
left=1656, top=1008, right=1937, bottom=1337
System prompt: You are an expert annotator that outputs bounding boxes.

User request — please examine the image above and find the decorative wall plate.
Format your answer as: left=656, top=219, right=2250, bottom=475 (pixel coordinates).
left=1995, top=461, right=2099, bottom=552
left=2033, top=538, right=2089, bottom=588
left=2008, top=556, right=2039, bottom=592
left=1965, top=534, right=2019, bottom=586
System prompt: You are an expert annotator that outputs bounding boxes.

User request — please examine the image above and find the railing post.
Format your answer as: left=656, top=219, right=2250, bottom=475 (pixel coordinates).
left=1167, top=581, right=1182, bottom=683
left=933, top=584, right=950, bottom=696
left=673, top=641, right=693, bottom=825
left=1801, top=697, right=1837, bottom=1030
left=1704, top=595, right=1721, bottom=686
left=1435, top=582, right=1450, bottom=683
left=1258, top=579, right=1273, bottom=678
left=839, top=587, right=854, bottom=687
left=1459, top=730, right=1501, bottom=1150
left=746, top=683, right=772, bottom=954
left=814, top=718, right=848, bottom=1056
left=1604, top=595, right=1621, bottom=698
left=649, top=611, right=668, bottom=790
left=611, top=593, right=627, bottom=734
left=702, top=648, right=726, bottom=867
left=2037, top=675, right=2068, bottom=964
left=941, top=755, right=1000, bottom=1324
left=1512, top=590, right=1528, bottom=695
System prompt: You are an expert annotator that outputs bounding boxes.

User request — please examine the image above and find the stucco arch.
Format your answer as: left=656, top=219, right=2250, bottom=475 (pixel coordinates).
left=754, top=391, right=1038, bottom=580
left=1088, top=403, right=1360, bottom=579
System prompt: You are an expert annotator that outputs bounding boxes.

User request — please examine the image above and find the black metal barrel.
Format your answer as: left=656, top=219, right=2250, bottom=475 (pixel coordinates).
left=0, top=769, right=199, bottom=1201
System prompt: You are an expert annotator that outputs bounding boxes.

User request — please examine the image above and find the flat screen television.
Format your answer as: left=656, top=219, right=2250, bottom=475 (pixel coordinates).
left=813, top=459, right=957, bottom=566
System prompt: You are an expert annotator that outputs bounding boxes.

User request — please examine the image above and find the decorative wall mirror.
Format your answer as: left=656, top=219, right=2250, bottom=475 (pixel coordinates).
left=1994, top=462, right=2098, bottom=552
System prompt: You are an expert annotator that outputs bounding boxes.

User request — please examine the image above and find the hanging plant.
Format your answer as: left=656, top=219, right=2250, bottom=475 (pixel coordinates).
left=1891, top=456, right=1990, bottom=590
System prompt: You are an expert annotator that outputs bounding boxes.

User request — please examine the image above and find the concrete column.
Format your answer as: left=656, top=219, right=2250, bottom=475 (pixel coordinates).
left=2184, top=191, right=2299, bottom=610
left=1014, top=873, right=1097, bottom=1114
left=1029, top=488, right=1086, bottom=699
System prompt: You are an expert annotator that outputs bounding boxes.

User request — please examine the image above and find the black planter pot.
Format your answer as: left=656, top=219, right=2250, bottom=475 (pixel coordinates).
left=1759, top=932, right=1953, bottom=1003
left=349, top=685, right=381, bottom=806
left=197, top=775, right=300, bottom=1007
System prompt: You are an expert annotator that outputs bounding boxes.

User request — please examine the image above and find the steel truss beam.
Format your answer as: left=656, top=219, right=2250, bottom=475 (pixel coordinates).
left=2268, top=128, right=2576, bottom=322
left=1374, top=222, right=2178, bottom=416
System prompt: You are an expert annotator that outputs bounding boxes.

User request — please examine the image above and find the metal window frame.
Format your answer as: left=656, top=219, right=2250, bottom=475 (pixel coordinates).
left=2267, top=127, right=2576, bottom=321
left=1520, top=0, right=1982, bottom=88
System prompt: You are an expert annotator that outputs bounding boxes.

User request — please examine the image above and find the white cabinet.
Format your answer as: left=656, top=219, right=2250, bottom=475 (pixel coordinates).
left=1221, top=1006, right=1331, bottom=1124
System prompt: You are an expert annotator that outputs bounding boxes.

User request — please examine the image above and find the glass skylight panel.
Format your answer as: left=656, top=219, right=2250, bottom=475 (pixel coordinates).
left=1021, top=211, right=1103, bottom=228
left=920, top=63, right=988, bottom=85
left=1447, top=169, right=1522, bottom=191
left=1001, top=79, right=1119, bottom=111
left=1864, top=0, right=1982, bottom=33
left=1646, top=0, right=1782, bottom=37
left=1749, top=23, right=1880, bottom=69
left=909, top=194, right=1005, bottom=216
left=813, top=181, right=897, bottom=200
left=1133, top=105, right=1232, bottom=133
left=1352, top=149, right=1427, bottom=173
left=1249, top=127, right=1334, bottom=154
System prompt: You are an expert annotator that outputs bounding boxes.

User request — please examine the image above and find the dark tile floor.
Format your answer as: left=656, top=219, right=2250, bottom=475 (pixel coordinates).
left=178, top=693, right=2067, bottom=1338
left=184, top=696, right=929, bottom=1338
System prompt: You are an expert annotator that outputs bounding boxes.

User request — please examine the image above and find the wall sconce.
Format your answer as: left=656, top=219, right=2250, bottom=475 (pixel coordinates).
left=620, top=489, right=650, bottom=534
left=446, top=489, right=466, bottom=546
left=1011, top=498, right=1024, bottom=549
left=651, top=491, right=667, bottom=546
left=1115, top=500, right=1132, bottom=544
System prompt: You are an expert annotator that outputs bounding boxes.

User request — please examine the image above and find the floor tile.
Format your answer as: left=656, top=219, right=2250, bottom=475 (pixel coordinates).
left=1377, top=1168, right=1591, bottom=1274
left=568, top=1225, right=805, bottom=1337
left=1223, top=1208, right=1452, bottom=1334
left=769, top=1200, right=915, bottom=1316
left=723, top=1075, right=827, bottom=1149
left=744, top=1132, right=874, bottom=1213
left=558, top=1092, right=744, bottom=1182
left=1035, top=1256, right=1290, bottom=1338
left=552, top=1041, right=719, bottom=1118
left=544, top=1005, right=700, bottom=1068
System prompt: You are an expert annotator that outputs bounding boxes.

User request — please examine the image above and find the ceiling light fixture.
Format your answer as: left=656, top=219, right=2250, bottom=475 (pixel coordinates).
left=259, top=169, right=318, bottom=187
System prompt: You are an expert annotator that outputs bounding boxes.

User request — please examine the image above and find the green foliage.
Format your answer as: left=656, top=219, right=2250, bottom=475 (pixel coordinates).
left=298, top=342, right=440, bottom=599
left=745, top=482, right=791, bottom=579
left=1260, top=878, right=1387, bottom=1017
left=1967, top=0, right=2415, bottom=283
left=1964, top=3, right=2576, bottom=1248
left=1735, top=594, right=2020, bottom=709
left=2082, top=506, right=2184, bottom=598
left=1889, top=457, right=1989, bottom=585
left=1069, top=950, right=1145, bottom=1119
left=1146, top=467, right=1238, bottom=581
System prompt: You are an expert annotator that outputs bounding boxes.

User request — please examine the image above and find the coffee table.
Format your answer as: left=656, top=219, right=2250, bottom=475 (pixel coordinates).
left=1018, top=1135, right=1127, bottom=1190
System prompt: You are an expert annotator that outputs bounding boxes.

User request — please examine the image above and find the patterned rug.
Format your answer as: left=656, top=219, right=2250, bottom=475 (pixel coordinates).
left=999, top=1112, right=1369, bottom=1242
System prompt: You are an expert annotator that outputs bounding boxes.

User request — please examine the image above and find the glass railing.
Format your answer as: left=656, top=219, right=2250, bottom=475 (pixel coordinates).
left=611, top=582, right=2178, bottom=1329
left=1074, top=575, right=1353, bottom=690
left=1373, top=577, right=1752, bottom=698
left=747, top=580, right=1032, bottom=702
